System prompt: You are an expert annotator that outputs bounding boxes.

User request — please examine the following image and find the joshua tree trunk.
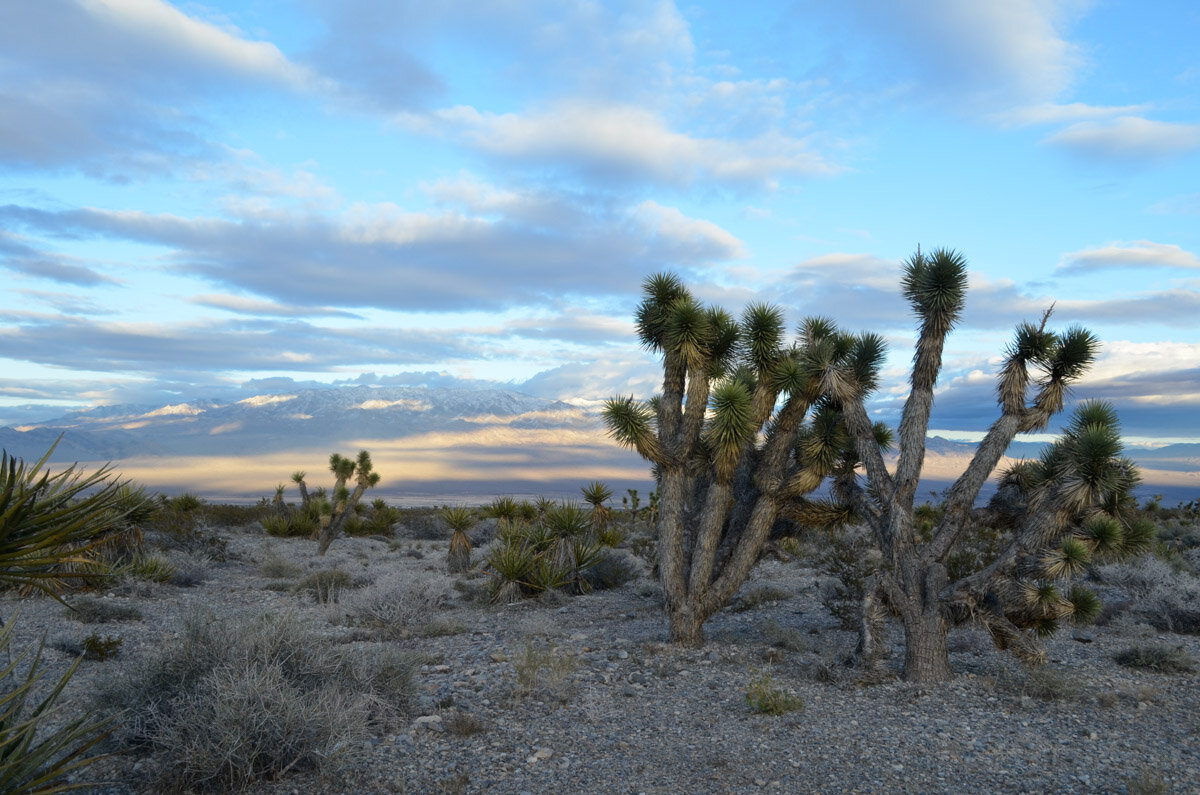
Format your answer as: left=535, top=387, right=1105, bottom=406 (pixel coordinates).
left=900, top=604, right=953, bottom=683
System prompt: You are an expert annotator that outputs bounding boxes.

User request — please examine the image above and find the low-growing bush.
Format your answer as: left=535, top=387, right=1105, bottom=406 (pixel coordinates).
left=92, top=610, right=415, bottom=792
left=298, top=569, right=354, bottom=604
left=745, top=671, right=804, bottom=715
left=1114, top=644, right=1197, bottom=673
left=343, top=579, right=449, bottom=640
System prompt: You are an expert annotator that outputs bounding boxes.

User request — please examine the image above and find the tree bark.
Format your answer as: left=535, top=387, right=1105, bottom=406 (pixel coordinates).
left=900, top=605, right=953, bottom=682
left=667, top=601, right=708, bottom=647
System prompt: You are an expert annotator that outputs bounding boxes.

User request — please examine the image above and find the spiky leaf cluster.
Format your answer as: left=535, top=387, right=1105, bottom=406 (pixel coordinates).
left=977, top=400, right=1147, bottom=647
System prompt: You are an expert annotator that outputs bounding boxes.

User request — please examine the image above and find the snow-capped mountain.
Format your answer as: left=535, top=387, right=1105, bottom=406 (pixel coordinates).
left=0, top=386, right=594, bottom=460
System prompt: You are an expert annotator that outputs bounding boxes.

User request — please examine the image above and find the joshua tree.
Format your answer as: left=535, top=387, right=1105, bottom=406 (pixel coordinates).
left=442, top=506, right=475, bottom=574
left=604, top=273, right=887, bottom=645
left=292, top=451, right=380, bottom=555
left=832, top=248, right=1150, bottom=682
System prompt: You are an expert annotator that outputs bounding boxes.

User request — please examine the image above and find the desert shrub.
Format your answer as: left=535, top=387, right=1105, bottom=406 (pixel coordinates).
left=93, top=610, right=414, bottom=792
left=762, top=620, right=815, bottom=653
left=1101, top=556, right=1200, bottom=634
left=63, top=597, right=143, bottom=624
left=117, top=554, right=177, bottom=584
left=513, top=640, right=577, bottom=702
left=745, top=671, right=804, bottom=715
left=165, top=551, right=210, bottom=587
left=298, top=569, right=354, bottom=604
left=1114, top=644, right=1197, bottom=673
left=994, top=664, right=1082, bottom=702
left=817, top=528, right=883, bottom=630
left=259, top=555, right=303, bottom=579
left=396, top=508, right=447, bottom=539
left=343, top=578, right=449, bottom=639
left=443, top=710, right=486, bottom=737
left=81, top=633, right=122, bottom=661
left=197, top=502, right=269, bottom=528
left=580, top=549, right=637, bottom=591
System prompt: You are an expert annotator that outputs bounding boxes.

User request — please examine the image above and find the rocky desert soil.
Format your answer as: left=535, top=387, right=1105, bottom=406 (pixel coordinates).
left=4, top=515, right=1199, bottom=795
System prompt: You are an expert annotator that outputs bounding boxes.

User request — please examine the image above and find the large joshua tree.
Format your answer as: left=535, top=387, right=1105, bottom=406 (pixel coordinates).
left=605, top=273, right=887, bottom=645
left=833, top=248, right=1149, bottom=682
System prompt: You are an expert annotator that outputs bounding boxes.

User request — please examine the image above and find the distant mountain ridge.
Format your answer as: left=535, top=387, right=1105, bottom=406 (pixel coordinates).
left=0, top=385, right=1194, bottom=503
left=0, top=385, right=593, bottom=461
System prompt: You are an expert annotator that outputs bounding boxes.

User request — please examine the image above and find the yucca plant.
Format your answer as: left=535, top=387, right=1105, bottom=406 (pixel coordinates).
left=604, top=273, right=887, bottom=645
left=442, top=507, right=475, bottom=574
left=829, top=248, right=1148, bottom=681
left=580, top=482, right=613, bottom=534
left=1, top=441, right=131, bottom=791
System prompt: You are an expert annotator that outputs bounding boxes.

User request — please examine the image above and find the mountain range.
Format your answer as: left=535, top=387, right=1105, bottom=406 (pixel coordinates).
left=1, top=385, right=1196, bottom=504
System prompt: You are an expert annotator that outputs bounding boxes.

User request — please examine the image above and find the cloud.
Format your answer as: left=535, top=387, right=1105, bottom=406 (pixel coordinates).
left=831, top=0, right=1084, bottom=108
left=0, top=315, right=480, bottom=375
left=996, top=102, right=1154, bottom=127
left=0, top=0, right=319, bottom=176
left=0, top=190, right=743, bottom=312
left=190, top=294, right=363, bottom=319
left=1045, top=117, right=1200, bottom=160
left=1058, top=241, right=1200, bottom=273
left=0, top=230, right=120, bottom=286
left=398, top=102, right=837, bottom=189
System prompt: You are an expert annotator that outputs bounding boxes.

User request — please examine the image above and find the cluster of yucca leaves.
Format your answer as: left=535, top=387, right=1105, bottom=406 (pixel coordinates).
left=965, top=401, right=1153, bottom=655
left=484, top=500, right=610, bottom=603
left=604, top=272, right=890, bottom=644
left=1, top=442, right=141, bottom=793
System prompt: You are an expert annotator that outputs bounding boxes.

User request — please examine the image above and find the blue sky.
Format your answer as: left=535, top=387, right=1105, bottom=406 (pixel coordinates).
left=2, top=0, right=1198, bottom=446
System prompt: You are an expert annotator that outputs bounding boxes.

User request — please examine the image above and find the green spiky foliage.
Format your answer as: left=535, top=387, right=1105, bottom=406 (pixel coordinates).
left=831, top=248, right=1133, bottom=682
left=0, top=442, right=132, bottom=792
left=953, top=401, right=1147, bottom=658
left=581, top=481, right=613, bottom=533
left=603, top=273, right=885, bottom=645
left=484, top=497, right=612, bottom=602
left=442, top=506, right=476, bottom=574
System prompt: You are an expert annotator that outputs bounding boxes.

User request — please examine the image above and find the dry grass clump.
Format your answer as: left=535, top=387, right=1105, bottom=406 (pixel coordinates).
left=513, top=640, right=577, bottom=702
left=92, top=609, right=416, bottom=792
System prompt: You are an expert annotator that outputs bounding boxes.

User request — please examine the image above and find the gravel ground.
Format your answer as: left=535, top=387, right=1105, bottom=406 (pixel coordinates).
left=4, top=522, right=1198, bottom=794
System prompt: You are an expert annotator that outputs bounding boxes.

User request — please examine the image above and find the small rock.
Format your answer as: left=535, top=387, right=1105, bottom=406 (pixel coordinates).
left=413, top=715, right=444, bottom=732
left=490, top=651, right=508, bottom=663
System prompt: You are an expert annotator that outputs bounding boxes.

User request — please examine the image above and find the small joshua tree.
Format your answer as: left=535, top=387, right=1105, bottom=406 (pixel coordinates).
left=604, top=273, right=888, bottom=645
left=832, top=248, right=1151, bottom=682
left=442, top=507, right=475, bottom=574
left=292, top=451, right=380, bottom=555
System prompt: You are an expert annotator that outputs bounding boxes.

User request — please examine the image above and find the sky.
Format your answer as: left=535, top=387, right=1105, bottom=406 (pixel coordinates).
left=2, top=0, right=1199, bottom=451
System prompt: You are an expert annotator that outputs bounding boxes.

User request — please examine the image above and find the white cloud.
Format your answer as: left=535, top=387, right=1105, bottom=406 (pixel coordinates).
left=838, top=0, right=1085, bottom=108
left=631, top=200, right=745, bottom=260
left=397, top=102, right=837, bottom=188
left=1058, top=241, right=1200, bottom=273
left=77, top=0, right=319, bottom=90
left=1046, top=116, right=1200, bottom=160
left=995, top=101, right=1152, bottom=127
